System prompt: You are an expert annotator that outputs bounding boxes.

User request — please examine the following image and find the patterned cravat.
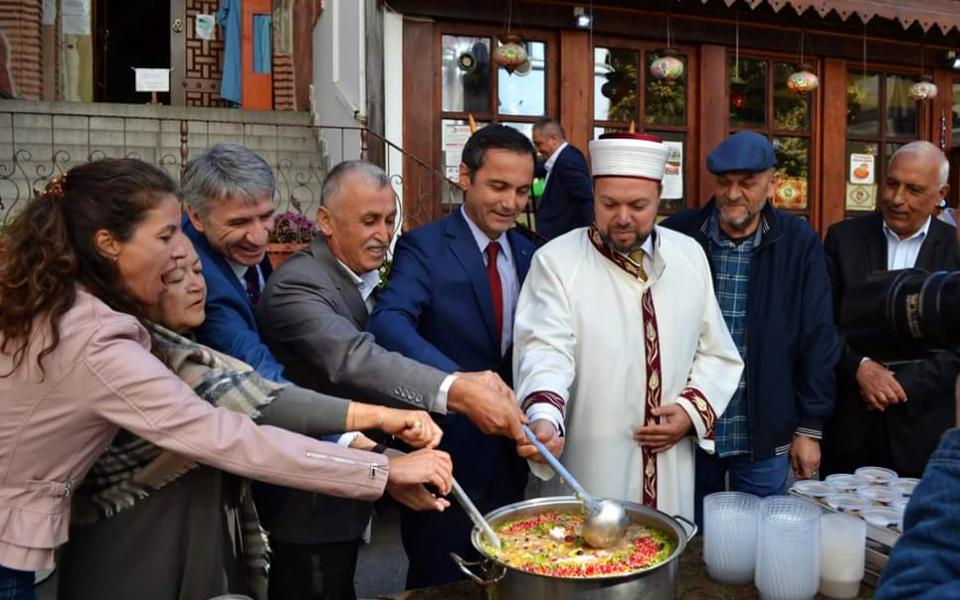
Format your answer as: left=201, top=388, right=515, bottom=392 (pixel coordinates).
left=486, top=241, right=503, bottom=347
left=628, top=249, right=648, bottom=281
left=243, top=265, right=261, bottom=308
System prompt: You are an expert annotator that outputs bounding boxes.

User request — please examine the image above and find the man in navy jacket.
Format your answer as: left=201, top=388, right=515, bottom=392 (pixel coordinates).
left=532, top=117, right=594, bottom=241
left=662, top=131, right=840, bottom=526
left=369, top=125, right=535, bottom=589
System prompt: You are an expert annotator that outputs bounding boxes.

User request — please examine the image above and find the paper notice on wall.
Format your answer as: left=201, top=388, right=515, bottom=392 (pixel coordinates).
left=661, top=141, right=683, bottom=200
left=442, top=122, right=473, bottom=176
left=195, top=14, right=216, bottom=40
left=42, top=0, right=56, bottom=26
left=134, top=68, right=170, bottom=93
left=61, top=0, right=90, bottom=35
left=849, top=153, right=875, bottom=185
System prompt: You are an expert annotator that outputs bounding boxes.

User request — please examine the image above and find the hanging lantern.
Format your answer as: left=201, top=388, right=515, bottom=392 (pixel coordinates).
left=730, top=78, right=747, bottom=110
left=909, top=77, right=938, bottom=101
left=514, top=57, right=532, bottom=77
left=495, top=34, right=528, bottom=75
left=650, top=48, right=684, bottom=82
left=786, top=64, right=819, bottom=95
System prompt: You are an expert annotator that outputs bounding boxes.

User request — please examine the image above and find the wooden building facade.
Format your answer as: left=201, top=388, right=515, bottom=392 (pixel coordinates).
left=390, top=0, right=960, bottom=234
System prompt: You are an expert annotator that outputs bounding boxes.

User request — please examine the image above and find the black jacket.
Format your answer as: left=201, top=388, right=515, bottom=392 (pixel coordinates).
left=663, top=201, right=840, bottom=459
left=822, top=212, right=960, bottom=477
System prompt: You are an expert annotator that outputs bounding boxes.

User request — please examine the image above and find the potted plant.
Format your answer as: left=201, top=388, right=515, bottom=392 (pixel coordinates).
left=267, top=210, right=316, bottom=268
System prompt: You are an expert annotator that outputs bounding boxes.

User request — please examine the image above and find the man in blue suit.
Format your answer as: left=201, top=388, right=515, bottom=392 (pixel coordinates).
left=368, top=125, right=536, bottom=589
left=181, top=143, right=285, bottom=381
left=531, top=117, right=594, bottom=241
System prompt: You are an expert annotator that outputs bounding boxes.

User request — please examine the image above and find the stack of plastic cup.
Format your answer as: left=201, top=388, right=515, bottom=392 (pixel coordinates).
left=755, top=496, right=821, bottom=600
left=819, top=513, right=866, bottom=599
left=703, top=492, right=760, bottom=584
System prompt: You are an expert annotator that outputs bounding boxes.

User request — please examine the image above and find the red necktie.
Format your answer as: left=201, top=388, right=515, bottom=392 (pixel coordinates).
left=486, top=241, right=503, bottom=347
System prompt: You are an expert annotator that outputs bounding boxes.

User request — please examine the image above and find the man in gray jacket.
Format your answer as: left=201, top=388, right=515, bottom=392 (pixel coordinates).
left=257, top=160, right=524, bottom=600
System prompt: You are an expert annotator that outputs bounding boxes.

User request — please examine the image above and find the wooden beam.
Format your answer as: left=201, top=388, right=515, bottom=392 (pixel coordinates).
left=698, top=44, right=727, bottom=206
left=402, top=18, right=437, bottom=228
left=821, top=57, right=848, bottom=234
left=559, top=30, right=591, bottom=158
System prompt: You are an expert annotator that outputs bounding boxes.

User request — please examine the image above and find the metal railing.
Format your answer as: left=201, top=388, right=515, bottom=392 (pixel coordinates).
left=0, top=109, right=462, bottom=230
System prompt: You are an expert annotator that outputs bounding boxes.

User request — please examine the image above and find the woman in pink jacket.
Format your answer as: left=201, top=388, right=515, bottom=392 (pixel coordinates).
left=0, top=159, right=453, bottom=599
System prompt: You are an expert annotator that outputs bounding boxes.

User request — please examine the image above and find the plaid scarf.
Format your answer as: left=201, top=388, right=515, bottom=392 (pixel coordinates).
left=72, top=324, right=287, bottom=600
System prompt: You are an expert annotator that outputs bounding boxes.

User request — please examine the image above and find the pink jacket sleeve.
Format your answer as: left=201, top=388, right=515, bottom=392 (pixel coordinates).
left=81, top=318, right=388, bottom=501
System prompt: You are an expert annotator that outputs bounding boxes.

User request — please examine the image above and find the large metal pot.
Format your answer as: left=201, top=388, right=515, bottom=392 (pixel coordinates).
left=452, top=496, right=697, bottom=600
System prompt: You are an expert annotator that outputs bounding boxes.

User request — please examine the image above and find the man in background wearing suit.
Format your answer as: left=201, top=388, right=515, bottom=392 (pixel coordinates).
left=257, top=160, right=526, bottom=599
left=823, top=140, right=960, bottom=479
left=531, top=117, right=594, bottom=241
left=368, top=125, right=536, bottom=588
left=182, top=143, right=285, bottom=381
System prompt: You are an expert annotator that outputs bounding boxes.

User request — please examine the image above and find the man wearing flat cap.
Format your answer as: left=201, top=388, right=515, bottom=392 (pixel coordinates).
left=512, top=132, right=743, bottom=521
left=663, top=131, right=840, bottom=526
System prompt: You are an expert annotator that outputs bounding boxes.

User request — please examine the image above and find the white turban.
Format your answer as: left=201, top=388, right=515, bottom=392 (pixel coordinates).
left=589, top=133, right=670, bottom=181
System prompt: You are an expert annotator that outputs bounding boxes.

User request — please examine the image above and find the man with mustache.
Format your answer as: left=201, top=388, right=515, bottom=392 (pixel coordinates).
left=368, top=125, right=535, bottom=588
left=511, top=132, right=743, bottom=522
left=257, top=160, right=525, bottom=599
left=662, top=131, right=839, bottom=527
left=821, top=141, right=960, bottom=479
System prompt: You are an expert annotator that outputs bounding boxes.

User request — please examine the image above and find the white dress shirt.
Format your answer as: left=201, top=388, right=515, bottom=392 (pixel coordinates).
left=543, top=141, right=568, bottom=189
left=461, top=207, right=519, bottom=356
left=883, top=216, right=931, bottom=270
left=227, top=259, right=264, bottom=288
left=335, top=259, right=382, bottom=313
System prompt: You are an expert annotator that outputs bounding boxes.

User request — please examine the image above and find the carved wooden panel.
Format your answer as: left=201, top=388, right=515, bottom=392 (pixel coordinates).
left=182, top=0, right=227, bottom=107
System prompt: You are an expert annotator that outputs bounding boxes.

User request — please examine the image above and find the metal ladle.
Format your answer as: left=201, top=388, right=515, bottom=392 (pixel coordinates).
left=522, top=424, right=629, bottom=548
left=450, top=477, right=501, bottom=551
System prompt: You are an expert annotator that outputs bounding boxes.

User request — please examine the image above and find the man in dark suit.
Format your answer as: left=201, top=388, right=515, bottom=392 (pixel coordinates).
left=181, top=143, right=285, bottom=381
left=823, top=140, right=960, bottom=479
left=531, top=117, right=594, bottom=241
left=256, top=160, right=526, bottom=599
left=368, top=125, right=536, bottom=588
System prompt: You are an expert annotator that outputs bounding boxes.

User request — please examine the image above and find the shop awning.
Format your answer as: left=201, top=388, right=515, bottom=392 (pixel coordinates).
left=696, top=0, right=960, bottom=35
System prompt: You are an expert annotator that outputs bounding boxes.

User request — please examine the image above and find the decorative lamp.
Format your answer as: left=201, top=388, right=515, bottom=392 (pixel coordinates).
left=786, top=64, right=819, bottom=94
left=650, top=48, right=684, bottom=81
left=495, top=34, right=528, bottom=75
left=514, top=57, right=532, bottom=77
left=730, top=78, right=747, bottom=110
left=909, top=77, right=938, bottom=101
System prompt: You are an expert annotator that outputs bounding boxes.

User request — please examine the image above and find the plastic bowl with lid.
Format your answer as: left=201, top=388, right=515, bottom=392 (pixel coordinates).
left=825, top=474, right=870, bottom=493
left=856, top=487, right=901, bottom=506
left=825, top=493, right=868, bottom=514
left=854, top=466, right=898, bottom=485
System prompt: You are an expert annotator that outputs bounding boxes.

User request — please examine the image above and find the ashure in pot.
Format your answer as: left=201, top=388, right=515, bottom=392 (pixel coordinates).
left=452, top=496, right=697, bottom=600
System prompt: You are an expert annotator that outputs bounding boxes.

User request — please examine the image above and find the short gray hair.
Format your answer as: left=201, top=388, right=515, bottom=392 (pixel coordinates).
left=890, top=141, right=949, bottom=188
left=181, top=144, right=275, bottom=216
left=320, top=160, right=391, bottom=208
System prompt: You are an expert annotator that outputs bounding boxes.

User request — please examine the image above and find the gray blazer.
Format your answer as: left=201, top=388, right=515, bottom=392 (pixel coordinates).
left=256, top=236, right=449, bottom=543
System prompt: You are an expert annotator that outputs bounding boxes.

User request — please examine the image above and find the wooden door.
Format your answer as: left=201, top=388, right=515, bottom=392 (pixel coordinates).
left=241, top=0, right=273, bottom=109
left=170, top=0, right=228, bottom=107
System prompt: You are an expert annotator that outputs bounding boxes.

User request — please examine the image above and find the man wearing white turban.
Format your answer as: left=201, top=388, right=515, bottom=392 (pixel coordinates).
left=513, top=133, right=743, bottom=521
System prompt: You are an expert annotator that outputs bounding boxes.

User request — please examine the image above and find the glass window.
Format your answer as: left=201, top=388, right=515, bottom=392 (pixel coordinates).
left=774, top=63, right=810, bottom=132
left=847, top=73, right=880, bottom=137
left=498, top=41, right=545, bottom=117
left=886, top=75, right=918, bottom=138
left=441, top=35, right=491, bottom=113
left=772, top=136, right=810, bottom=210
left=644, top=52, right=686, bottom=127
left=953, top=82, right=960, bottom=141
left=594, top=48, right=638, bottom=122
left=729, top=57, right=767, bottom=129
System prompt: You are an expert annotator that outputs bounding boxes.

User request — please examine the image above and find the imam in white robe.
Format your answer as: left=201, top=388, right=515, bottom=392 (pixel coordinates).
left=513, top=225, right=743, bottom=521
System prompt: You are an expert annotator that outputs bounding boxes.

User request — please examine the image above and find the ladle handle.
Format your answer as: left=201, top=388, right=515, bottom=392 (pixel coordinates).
left=451, top=477, right=502, bottom=550
left=521, top=424, right=599, bottom=512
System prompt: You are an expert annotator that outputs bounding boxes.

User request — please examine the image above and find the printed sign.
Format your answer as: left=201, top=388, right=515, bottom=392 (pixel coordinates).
left=134, top=68, right=170, bottom=93
left=196, top=14, right=216, bottom=40
left=849, top=153, right=875, bottom=185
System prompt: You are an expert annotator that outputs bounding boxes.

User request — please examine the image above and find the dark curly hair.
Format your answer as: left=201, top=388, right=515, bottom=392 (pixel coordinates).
left=0, top=158, right=180, bottom=377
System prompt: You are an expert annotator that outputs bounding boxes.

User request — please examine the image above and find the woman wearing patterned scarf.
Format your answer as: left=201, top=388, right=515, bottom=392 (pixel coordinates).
left=57, top=235, right=450, bottom=600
